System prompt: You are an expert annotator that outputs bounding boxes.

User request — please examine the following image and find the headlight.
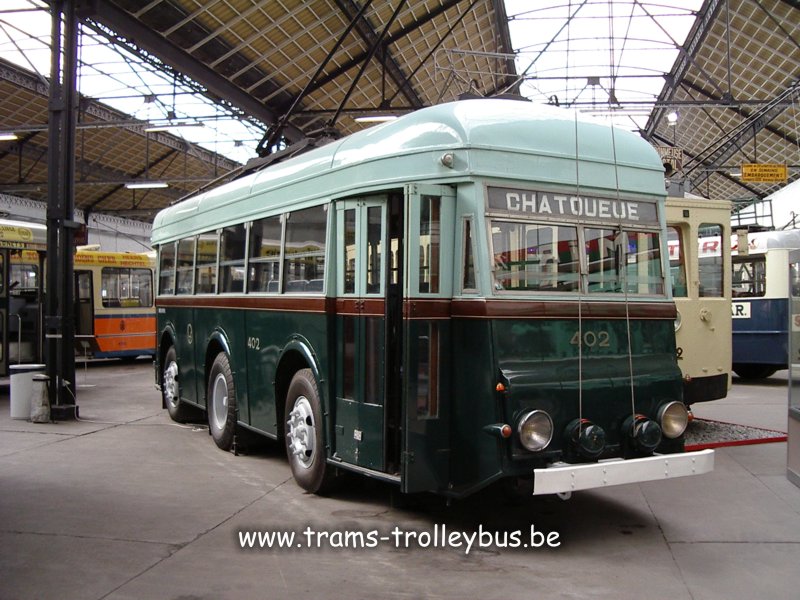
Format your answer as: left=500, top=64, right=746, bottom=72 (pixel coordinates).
left=629, top=415, right=662, bottom=451
left=517, top=410, right=553, bottom=451
left=674, top=309, right=682, bottom=331
left=565, top=418, right=606, bottom=458
left=658, top=401, right=689, bottom=439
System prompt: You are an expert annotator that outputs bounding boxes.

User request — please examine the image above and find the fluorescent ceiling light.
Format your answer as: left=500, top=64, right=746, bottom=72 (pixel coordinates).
left=125, top=181, right=168, bottom=189
left=0, top=133, right=19, bottom=141
left=354, top=115, right=398, bottom=123
left=144, top=122, right=204, bottom=132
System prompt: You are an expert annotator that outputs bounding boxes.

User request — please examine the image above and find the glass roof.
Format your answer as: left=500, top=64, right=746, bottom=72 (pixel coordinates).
left=505, top=0, right=704, bottom=131
left=0, top=0, right=263, bottom=164
left=1, top=0, right=709, bottom=153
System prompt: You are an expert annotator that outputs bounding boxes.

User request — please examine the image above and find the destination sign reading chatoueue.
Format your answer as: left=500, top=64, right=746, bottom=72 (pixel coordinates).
left=487, top=186, right=658, bottom=226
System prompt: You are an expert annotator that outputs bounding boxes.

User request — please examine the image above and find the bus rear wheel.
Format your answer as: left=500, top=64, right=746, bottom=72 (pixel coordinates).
left=163, top=345, right=194, bottom=423
left=284, top=369, right=333, bottom=493
left=208, top=352, right=237, bottom=450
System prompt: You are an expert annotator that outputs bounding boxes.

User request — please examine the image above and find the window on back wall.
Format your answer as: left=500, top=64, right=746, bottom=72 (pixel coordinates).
left=283, top=205, right=327, bottom=294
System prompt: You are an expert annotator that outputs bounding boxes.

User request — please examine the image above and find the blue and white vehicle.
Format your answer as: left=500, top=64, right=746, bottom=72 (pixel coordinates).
left=732, top=229, right=800, bottom=379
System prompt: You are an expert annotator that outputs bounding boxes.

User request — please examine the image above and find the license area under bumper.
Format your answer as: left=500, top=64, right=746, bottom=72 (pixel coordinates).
left=532, top=449, right=715, bottom=495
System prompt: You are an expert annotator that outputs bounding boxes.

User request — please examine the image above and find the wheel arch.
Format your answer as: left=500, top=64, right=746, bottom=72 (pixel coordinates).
left=274, top=336, right=325, bottom=441
left=204, top=328, right=232, bottom=408
left=158, top=326, right=178, bottom=409
left=158, top=325, right=177, bottom=368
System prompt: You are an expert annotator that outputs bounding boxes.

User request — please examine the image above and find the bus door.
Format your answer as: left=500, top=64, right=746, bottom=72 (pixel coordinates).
left=334, top=197, right=390, bottom=471
left=0, top=249, right=7, bottom=376
left=9, top=250, right=44, bottom=365
left=402, top=184, right=455, bottom=493
left=74, top=270, right=94, bottom=357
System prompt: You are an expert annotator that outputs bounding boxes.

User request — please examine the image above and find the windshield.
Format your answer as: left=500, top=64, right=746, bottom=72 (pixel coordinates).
left=491, top=219, right=664, bottom=296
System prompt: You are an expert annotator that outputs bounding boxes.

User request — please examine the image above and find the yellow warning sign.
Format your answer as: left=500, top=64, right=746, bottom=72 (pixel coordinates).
left=741, top=163, right=788, bottom=183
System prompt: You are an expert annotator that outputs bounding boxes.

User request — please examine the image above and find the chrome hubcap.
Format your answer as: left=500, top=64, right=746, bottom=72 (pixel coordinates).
left=163, top=361, right=179, bottom=408
left=286, top=396, right=315, bottom=469
left=211, top=372, right=229, bottom=430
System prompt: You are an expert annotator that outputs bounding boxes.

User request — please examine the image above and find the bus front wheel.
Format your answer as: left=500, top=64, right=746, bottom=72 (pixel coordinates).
left=163, top=345, right=192, bottom=423
left=284, top=369, right=333, bottom=493
left=208, top=352, right=237, bottom=450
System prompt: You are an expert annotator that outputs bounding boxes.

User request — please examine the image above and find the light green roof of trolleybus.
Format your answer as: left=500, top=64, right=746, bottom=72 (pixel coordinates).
left=151, top=99, right=665, bottom=245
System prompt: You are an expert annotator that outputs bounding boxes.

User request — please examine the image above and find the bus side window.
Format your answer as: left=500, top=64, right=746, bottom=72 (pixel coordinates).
left=698, top=223, right=723, bottom=297
left=284, top=205, right=327, bottom=294
left=732, top=258, right=765, bottom=298
left=792, top=262, right=800, bottom=297
left=667, top=226, right=687, bottom=297
left=158, top=243, right=176, bottom=295
left=248, top=215, right=282, bottom=293
left=417, top=322, right=439, bottom=418
left=133, top=269, right=153, bottom=307
left=195, top=232, right=219, bottom=294
left=462, top=218, right=476, bottom=293
left=102, top=267, right=153, bottom=307
left=175, top=238, right=195, bottom=295
left=419, top=195, right=440, bottom=294
left=220, top=223, right=246, bottom=294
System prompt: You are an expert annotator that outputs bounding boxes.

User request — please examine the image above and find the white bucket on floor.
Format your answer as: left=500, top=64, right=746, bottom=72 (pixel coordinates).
left=9, top=364, right=46, bottom=419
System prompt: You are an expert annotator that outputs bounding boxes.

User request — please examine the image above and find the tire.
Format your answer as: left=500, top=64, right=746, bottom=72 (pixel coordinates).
left=208, top=352, right=237, bottom=450
left=162, top=345, right=193, bottom=423
left=733, top=364, right=778, bottom=380
left=284, top=368, right=333, bottom=493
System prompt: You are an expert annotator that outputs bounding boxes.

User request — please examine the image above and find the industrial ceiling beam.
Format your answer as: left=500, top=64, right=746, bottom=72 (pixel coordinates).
left=0, top=138, right=199, bottom=203
left=684, top=77, right=800, bottom=188
left=309, top=0, right=465, bottom=96
left=651, top=130, right=766, bottom=199
left=257, top=0, right=375, bottom=155
left=334, top=0, right=423, bottom=109
left=643, top=0, right=725, bottom=140
left=85, top=147, right=184, bottom=212
left=678, top=77, right=800, bottom=149
left=78, top=0, right=305, bottom=143
left=486, top=0, right=519, bottom=96
left=0, top=59, right=240, bottom=170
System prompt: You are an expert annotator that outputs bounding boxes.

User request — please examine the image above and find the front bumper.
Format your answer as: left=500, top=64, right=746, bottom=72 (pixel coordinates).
left=532, top=449, right=714, bottom=495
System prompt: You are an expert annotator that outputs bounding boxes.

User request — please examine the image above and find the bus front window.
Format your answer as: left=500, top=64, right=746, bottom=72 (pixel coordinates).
left=490, top=220, right=663, bottom=296
left=491, top=221, right=579, bottom=292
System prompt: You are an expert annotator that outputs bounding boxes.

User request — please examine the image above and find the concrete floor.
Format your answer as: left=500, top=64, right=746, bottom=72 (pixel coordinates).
left=1, top=361, right=799, bottom=600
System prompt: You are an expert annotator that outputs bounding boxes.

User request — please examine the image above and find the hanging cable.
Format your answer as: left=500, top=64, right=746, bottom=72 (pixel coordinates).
left=609, top=121, right=637, bottom=420
left=573, top=109, right=584, bottom=431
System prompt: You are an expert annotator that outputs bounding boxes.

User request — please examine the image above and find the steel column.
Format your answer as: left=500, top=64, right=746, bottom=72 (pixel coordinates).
left=45, top=0, right=78, bottom=418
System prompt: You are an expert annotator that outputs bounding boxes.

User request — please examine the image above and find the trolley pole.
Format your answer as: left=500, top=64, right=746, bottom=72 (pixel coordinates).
left=45, top=0, right=78, bottom=419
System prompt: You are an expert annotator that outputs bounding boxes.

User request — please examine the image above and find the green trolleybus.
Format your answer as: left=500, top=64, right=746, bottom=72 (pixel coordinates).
left=152, top=99, right=714, bottom=498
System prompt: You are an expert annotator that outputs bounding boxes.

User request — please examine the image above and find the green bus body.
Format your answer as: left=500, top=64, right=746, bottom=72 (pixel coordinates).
left=152, top=99, right=713, bottom=498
